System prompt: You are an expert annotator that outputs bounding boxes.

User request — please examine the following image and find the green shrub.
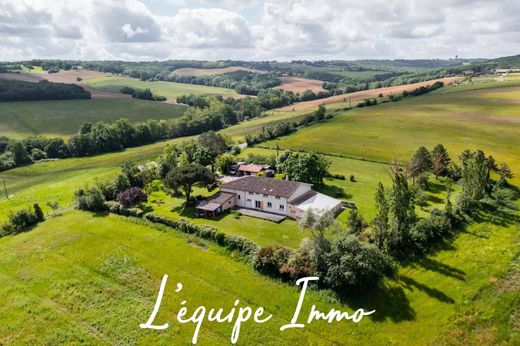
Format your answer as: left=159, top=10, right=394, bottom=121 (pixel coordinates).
left=325, top=233, right=393, bottom=292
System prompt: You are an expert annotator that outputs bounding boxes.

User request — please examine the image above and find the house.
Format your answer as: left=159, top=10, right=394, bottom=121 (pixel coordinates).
left=197, top=175, right=343, bottom=220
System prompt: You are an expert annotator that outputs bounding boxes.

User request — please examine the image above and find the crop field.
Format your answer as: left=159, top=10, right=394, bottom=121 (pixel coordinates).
left=275, top=76, right=326, bottom=93
left=171, top=66, right=265, bottom=76
left=275, top=76, right=463, bottom=111
left=86, top=76, right=240, bottom=101
left=274, top=62, right=391, bottom=81
left=0, top=99, right=186, bottom=138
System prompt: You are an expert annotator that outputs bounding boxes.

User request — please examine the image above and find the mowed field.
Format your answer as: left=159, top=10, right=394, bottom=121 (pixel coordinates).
left=86, top=76, right=240, bottom=101
left=275, top=76, right=326, bottom=93
left=172, top=66, right=265, bottom=76
left=0, top=99, right=186, bottom=138
left=277, top=76, right=463, bottom=111
left=265, top=76, right=520, bottom=185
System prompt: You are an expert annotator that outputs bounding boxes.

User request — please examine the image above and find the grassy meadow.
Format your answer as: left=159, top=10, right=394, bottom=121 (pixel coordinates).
left=0, top=205, right=517, bottom=344
left=86, top=76, right=239, bottom=101
left=262, top=76, right=520, bottom=185
left=0, top=99, right=186, bottom=138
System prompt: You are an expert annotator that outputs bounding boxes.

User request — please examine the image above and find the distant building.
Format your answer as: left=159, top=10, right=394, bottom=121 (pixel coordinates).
left=196, top=176, right=343, bottom=220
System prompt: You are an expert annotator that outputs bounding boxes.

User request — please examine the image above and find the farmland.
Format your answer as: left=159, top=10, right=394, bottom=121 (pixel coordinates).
left=275, top=76, right=327, bottom=93
left=86, top=76, right=240, bottom=101
left=263, top=77, right=520, bottom=185
left=172, top=66, right=264, bottom=76
left=275, top=76, right=463, bottom=111
left=0, top=99, right=186, bottom=138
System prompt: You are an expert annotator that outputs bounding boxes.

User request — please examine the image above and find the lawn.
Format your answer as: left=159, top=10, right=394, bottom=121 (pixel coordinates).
left=262, top=79, right=520, bottom=185
left=86, top=76, right=239, bottom=101
left=0, top=98, right=186, bottom=138
left=0, top=206, right=518, bottom=345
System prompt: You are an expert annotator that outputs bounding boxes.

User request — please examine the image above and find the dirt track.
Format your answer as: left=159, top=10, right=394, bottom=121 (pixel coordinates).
left=277, top=76, right=464, bottom=111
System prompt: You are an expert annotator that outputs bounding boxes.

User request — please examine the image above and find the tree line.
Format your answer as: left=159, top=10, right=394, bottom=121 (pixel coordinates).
left=0, top=79, right=91, bottom=101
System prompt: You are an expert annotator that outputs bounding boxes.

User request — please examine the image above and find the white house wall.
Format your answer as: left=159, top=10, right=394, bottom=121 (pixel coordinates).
left=221, top=187, right=289, bottom=215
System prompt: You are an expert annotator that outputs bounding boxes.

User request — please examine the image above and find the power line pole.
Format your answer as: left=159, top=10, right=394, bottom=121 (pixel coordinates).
left=2, top=177, right=8, bottom=199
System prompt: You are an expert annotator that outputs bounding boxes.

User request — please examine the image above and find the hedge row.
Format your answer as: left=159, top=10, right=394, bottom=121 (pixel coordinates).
left=143, top=212, right=259, bottom=258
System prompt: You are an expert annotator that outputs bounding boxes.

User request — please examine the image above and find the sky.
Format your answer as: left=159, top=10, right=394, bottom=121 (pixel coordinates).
left=1, top=0, right=519, bottom=61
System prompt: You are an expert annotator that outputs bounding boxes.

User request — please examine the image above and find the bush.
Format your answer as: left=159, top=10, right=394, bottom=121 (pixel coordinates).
left=116, top=187, right=148, bottom=208
left=33, top=203, right=45, bottom=222
left=253, top=246, right=292, bottom=276
left=1, top=207, right=39, bottom=235
left=280, top=239, right=316, bottom=279
left=143, top=213, right=258, bottom=258
left=75, top=186, right=106, bottom=211
left=324, top=233, right=393, bottom=292
left=409, top=209, right=452, bottom=253
left=30, top=148, right=47, bottom=161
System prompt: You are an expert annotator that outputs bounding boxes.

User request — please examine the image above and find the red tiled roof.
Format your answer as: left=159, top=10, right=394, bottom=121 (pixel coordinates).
left=238, top=164, right=265, bottom=173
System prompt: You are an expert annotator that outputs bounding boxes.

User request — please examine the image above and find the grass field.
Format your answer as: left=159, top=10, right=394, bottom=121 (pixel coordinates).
left=0, top=99, right=186, bottom=138
left=263, top=77, right=520, bottom=185
left=0, top=205, right=517, bottom=344
left=86, top=76, right=239, bottom=101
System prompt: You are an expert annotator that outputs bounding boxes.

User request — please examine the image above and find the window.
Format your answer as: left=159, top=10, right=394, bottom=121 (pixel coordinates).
left=255, top=200, right=262, bottom=208
left=247, top=199, right=251, bottom=203
left=237, top=195, right=241, bottom=200
left=263, top=194, right=268, bottom=197
left=267, top=202, right=272, bottom=208
left=275, top=196, right=281, bottom=200
left=248, top=192, right=253, bottom=195
left=279, top=204, right=285, bottom=211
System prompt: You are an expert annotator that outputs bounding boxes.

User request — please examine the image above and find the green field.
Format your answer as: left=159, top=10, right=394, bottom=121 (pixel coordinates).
left=0, top=206, right=517, bottom=344
left=262, top=77, right=520, bottom=185
left=0, top=99, right=186, bottom=138
left=86, top=76, right=239, bottom=100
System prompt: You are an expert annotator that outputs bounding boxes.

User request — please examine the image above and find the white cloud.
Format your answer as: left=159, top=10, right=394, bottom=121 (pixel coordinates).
left=0, top=0, right=519, bottom=61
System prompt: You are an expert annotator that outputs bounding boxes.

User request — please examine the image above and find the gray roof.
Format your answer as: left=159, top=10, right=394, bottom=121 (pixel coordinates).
left=221, top=176, right=309, bottom=198
left=196, top=192, right=235, bottom=211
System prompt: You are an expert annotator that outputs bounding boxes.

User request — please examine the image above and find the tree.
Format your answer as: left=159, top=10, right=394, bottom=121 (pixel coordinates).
left=459, top=150, right=489, bottom=210
left=277, top=151, right=329, bottom=186
left=8, top=141, right=32, bottom=165
left=431, top=144, right=451, bottom=177
left=216, top=153, right=237, bottom=175
left=164, top=164, right=215, bottom=204
left=44, top=138, right=68, bottom=158
left=324, top=233, right=392, bottom=292
left=407, top=146, right=432, bottom=183
left=198, top=131, right=227, bottom=157
left=388, top=172, right=416, bottom=255
left=33, top=203, right=45, bottom=222
left=496, top=162, right=514, bottom=185
left=314, top=104, right=326, bottom=121
left=117, top=187, right=148, bottom=208
left=298, top=209, right=339, bottom=275
left=372, top=182, right=388, bottom=250
left=347, top=209, right=366, bottom=234
left=194, top=146, right=213, bottom=169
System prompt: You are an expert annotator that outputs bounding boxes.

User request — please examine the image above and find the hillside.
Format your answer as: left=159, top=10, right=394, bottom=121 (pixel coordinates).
left=0, top=99, right=186, bottom=138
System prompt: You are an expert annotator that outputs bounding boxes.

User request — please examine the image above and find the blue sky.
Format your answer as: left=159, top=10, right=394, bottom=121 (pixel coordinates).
left=1, top=0, right=519, bottom=61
